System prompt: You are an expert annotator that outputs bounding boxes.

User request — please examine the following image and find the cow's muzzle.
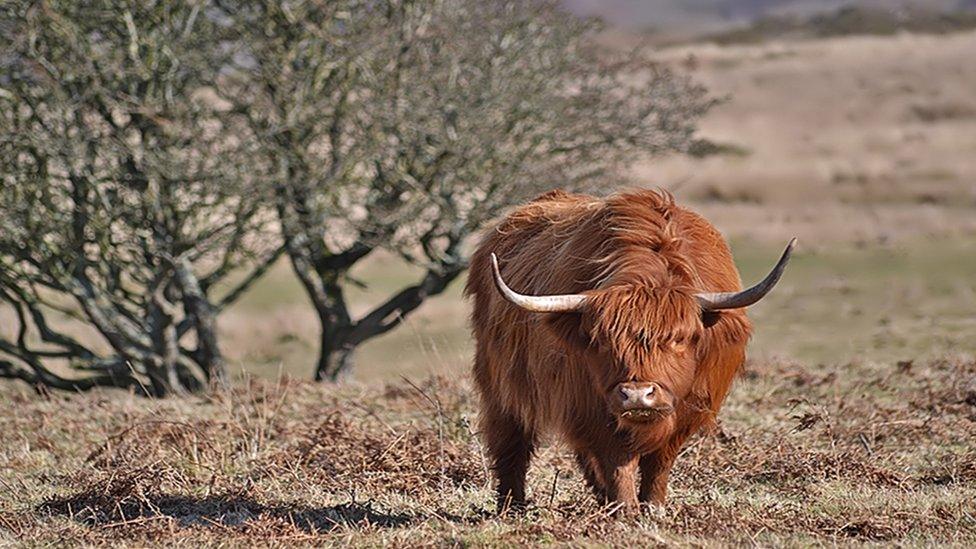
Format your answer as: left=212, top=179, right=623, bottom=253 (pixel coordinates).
left=612, top=382, right=674, bottom=421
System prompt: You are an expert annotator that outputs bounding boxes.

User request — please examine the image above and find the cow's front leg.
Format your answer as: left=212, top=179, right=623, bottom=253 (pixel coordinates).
left=638, top=448, right=677, bottom=505
left=639, top=435, right=688, bottom=505
left=596, top=453, right=640, bottom=513
left=482, top=404, right=536, bottom=514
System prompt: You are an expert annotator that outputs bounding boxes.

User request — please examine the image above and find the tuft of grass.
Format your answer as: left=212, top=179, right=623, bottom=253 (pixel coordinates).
left=686, top=138, right=751, bottom=159
left=690, top=183, right=764, bottom=204
left=909, top=101, right=976, bottom=123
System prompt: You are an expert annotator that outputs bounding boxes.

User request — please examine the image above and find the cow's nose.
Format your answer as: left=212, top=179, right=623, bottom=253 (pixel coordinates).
left=615, top=382, right=658, bottom=410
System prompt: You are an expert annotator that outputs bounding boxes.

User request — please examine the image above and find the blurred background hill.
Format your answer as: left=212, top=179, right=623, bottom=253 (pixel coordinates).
left=563, top=0, right=975, bottom=31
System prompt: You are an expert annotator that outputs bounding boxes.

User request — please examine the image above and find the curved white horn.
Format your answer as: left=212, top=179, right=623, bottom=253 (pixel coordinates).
left=491, top=253, right=588, bottom=313
left=696, top=238, right=797, bottom=311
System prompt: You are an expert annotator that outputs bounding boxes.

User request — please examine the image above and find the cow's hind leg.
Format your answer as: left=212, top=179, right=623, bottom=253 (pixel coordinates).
left=575, top=450, right=608, bottom=504
left=483, top=404, right=535, bottom=513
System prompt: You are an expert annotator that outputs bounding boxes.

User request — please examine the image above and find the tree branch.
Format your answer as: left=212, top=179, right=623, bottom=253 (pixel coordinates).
left=215, top=245, right=287, bottom=311
left=348, top=263, right=466, bottom=344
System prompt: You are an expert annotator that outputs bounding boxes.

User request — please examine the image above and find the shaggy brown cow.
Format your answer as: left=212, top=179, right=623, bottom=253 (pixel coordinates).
left=465, top=189, right=795, bottom=513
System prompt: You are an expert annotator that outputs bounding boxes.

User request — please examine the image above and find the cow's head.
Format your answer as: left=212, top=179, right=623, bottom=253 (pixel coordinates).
left=489, top=238, right=795, bottom=426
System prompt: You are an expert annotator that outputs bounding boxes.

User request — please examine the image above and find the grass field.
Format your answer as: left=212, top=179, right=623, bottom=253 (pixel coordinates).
left=3, top=25, right=976, bottom=549
left=1, top=356, right=974, bottom=545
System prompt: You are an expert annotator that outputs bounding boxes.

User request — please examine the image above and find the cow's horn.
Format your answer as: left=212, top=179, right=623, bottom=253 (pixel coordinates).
left=491, top=253, right=588, bottom=313
left=696, top=238, right=797, bottom=311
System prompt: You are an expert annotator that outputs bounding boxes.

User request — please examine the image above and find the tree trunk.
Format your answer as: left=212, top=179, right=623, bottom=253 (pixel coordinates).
left=316, top=333, right=357, bottom=382
left=308, top=267, right=466, bottom=382
left=193, top=315, right=227, bottom=386
left=147, top=318, right=175, bottom=398
left=313, top=311, right=357, bottom=382
left=175, top=258, right=228, bottom=386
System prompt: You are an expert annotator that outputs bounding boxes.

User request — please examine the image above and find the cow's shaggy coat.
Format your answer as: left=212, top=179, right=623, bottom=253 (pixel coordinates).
left=465, top=189, right=754, bottom=511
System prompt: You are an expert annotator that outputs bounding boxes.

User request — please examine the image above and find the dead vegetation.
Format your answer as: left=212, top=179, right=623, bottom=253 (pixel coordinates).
left=1, top=355, right=974, bottom=546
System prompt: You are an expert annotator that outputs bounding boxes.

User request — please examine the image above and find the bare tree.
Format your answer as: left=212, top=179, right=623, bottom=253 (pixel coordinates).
left=0, top=0, right=714, bottom=389
left=218, top=0, right=714, bottom=381
left=0, top=0, right=278, bottom=396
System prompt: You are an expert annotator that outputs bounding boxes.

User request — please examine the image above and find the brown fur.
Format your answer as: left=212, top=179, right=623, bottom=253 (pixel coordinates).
left=465, top=189, right=753, bottom=512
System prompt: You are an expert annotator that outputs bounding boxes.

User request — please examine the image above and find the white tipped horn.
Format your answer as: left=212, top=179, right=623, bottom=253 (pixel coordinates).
left=491, top=253, right=588, bottom=313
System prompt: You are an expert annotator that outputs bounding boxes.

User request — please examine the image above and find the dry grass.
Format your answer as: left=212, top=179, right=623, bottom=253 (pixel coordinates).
left=1, top=355, right=974, bottom=546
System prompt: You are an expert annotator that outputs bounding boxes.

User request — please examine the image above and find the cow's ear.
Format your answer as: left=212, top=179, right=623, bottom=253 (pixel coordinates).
left=545, top=312, right=593, bottom=352
left=701, top=310, right=721, bottom=328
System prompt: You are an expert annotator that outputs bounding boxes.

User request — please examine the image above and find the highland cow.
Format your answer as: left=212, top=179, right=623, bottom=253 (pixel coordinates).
left=465, top=189, right=795, bottom=512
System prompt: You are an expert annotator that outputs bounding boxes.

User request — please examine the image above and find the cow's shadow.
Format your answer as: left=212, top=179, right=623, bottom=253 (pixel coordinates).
left=40, top=492, right=477, bottom=534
